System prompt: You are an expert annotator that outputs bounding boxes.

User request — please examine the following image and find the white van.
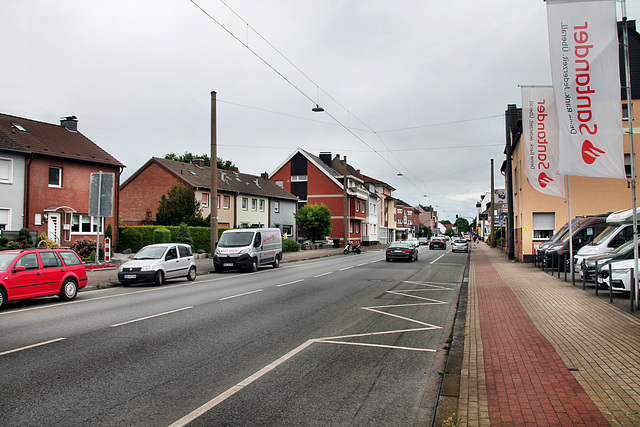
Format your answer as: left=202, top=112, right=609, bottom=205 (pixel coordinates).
left=214, top=228, right=283, bottom=272
left=574, top=208, right=640, bottom=269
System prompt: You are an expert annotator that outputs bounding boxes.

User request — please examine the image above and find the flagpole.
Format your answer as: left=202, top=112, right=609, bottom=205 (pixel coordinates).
left=621, top=0, right=638, bottom=310
left=567, top=176, right=573, bottom=278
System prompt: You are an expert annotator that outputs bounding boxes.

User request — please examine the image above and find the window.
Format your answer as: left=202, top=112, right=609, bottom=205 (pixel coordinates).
left=48, top=166, right=62, bottom=187
left=623, top=103, right=630, bottom=121
left=40, top=252, right=62, bottom=268
left=275, top=180, right=284, bottom=188
left=242, top=197, right=248, bottom=210
left=362, top=203, right=365, bottom=214
left=625, top=153, right=632, bottom=178
left=202, top=193, right=209, bottom=208
left=533, top=212, right=555, bottom=240
left=71, top=214, right=103, bottom=234
left=59, top=251, right=82, bottom=266
left=251, top=198, right=257, bottom=211
left=17, top=253, right=39, bottom=270
left=0, top=158, right=12, bottom=184
left=356, top=201, right=360, bottom=212
left=291, top=175, right=307, bottom=182
left=223, top=195, right=230, bottom=209
left=274, top=201, right=280, bottom=213
left=356, top=222, right=360, bottom=233
left=259, top=200, right=265, bottom=212
left=0, top=208, right=9, bottom=230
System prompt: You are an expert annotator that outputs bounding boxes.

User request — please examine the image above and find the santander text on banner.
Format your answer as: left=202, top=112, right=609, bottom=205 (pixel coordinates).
left=546, top=0, right=626, bottom=179
left=521, top=85, right=565, bottom=198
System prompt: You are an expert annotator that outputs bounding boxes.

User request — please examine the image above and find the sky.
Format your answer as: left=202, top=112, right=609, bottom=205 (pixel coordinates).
left=2, top=1, right=639, bottom=223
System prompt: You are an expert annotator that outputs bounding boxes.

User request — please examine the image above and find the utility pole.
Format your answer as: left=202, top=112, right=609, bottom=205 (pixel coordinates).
left=490, top=158, right=496, bottom=248
left=343, top=156, right=349, bottom=247
left=210, top=91, right=218, bottom=253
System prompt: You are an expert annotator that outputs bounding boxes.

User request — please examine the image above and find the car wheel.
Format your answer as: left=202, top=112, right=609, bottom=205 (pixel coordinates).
left=187, top=266, right=197, bottom=281
left=272, top=256, right=280, bottom=268
left=155, top=270, right=165, bottom=286
left=60, top=278, right=78, bottom=301
left=250, top=258, right=258, bottom=272
left=0, top=287, right=6, bottom=308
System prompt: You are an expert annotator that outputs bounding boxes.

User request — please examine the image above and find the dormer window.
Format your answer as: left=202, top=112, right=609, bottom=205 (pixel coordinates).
left=11, top=123, right=26, bottom=132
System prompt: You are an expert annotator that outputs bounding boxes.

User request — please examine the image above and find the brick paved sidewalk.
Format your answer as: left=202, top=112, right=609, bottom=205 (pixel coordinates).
left=458, top=243, right=640, bottom=426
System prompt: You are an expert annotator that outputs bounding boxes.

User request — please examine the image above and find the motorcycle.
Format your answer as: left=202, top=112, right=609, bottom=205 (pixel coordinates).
left=343, top=243, right=361, bottom=254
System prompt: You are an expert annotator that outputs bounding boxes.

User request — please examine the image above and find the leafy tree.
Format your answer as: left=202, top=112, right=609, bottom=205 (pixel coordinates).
left=164, top=152, right=235, bottom=170
left=445, top=227, right=455, bottom=237
left=455, top=217, right=470, bottom=233
left=155, top=184, right=205, bottom=226
left=177, top=222, right=194, bottom=248
left=294, top=203, right=332, bottom=243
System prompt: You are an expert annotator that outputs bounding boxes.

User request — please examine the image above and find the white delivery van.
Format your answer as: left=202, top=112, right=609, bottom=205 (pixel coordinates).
left=214, top=228, right=283, bottom=272
left=574, top=208, right=640, bottom=269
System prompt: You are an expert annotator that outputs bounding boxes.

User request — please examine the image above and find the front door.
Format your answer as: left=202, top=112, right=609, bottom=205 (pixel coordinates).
left=47, top=213, right=61, bottom=244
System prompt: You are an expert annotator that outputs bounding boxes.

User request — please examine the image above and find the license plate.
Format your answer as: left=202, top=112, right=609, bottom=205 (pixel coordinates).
left=124, top=274, right=136, bottom=279
left=223, top=263, right=234, bottom=267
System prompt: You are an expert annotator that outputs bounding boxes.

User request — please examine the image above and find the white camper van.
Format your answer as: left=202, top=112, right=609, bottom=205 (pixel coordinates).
left=574, top=208, right=640, bottom=269
left=214, top=228, right=283, bottom=272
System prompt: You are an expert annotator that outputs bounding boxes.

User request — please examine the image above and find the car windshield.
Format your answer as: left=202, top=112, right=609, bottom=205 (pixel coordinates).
left=454, top=239, right=466, bottom=243
left=133, top=246, right=168, bottom=260
left=590, top=225, right=618, bottom=245
left=612, top=239, right=635, bottom=255
left=0, top=253, right=18, bottom=271
left=218, top=231, right=255, bottom=248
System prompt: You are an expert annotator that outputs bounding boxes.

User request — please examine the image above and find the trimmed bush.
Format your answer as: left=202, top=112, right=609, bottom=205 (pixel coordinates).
left=177, top=222, right=194, bottom=248
left=71, top=238, right=103, bottom=260
left=118, top=225, right=214, bottom=253
left=153, top=228, right=172, bottom=244
left=282, top=239, right=300, bottom=252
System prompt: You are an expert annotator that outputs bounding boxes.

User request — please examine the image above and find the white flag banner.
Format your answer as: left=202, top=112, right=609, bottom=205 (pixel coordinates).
left=546, top=0, right=626, bottom=179
left=521, top=85, right=565, bottom=198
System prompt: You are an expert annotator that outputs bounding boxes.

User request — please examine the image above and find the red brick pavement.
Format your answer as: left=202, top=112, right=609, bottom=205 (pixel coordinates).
left=474, top=248, right=608, bottom=426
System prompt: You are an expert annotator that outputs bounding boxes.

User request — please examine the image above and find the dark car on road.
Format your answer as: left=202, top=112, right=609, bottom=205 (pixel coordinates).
left=386, top=241, right=418, bottom=262
left=429, top=237, right=446, bottom=250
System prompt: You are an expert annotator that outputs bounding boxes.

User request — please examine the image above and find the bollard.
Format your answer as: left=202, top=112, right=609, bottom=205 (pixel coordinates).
left=582, top=260, right=586, bottom=290
left=609, top=264, right=614, bottom=304
left=595, top=262, right=600, bottom=296
left=563, top=254, right=567, bottom=281
left=631, top=270, right=636, bottom=313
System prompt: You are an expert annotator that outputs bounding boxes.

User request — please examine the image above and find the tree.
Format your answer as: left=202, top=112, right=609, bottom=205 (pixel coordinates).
left=155, top=184, right=205, bottom=226
left=176, top=222, right=194, bottom=248
left=294, top=203, right=332, bottom=243
left=164, top=152, right=235, bottom=170
left=445, top=227, right=455, bottom=237
left=454, top=217, right=470, bottom=233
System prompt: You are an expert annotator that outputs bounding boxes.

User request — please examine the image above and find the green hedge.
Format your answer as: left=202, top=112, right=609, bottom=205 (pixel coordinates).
left=119, top=226, right=224, bottom=253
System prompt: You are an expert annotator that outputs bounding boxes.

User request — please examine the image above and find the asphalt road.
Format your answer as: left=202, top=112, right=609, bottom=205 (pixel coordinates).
left=0, top=245, right=467, bottom=426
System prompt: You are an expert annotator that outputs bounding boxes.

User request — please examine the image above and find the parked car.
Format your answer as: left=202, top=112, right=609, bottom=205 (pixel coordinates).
left=580, top=239, right=639, bottom=282
left=316, top=237, right=334, bottom=247
left=452, top=238, right=469, bottom=253
left=0, top=248, right=88, bottom=309
left=386, top=241, right=418, bottom=262
left=418, top=237, right=428, bottom=246
left=544, top=214, right=609, bottom=271
left=405, top=237, right=419, bottom=248
left=430, top=237, right=446, bottom=250
left=118, top=243, right=197, bottom=286
left=596, top=258, right=637, bottom=292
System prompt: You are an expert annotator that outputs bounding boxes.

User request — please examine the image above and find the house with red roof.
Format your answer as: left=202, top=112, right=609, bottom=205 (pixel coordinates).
left=0, top=113, right=124, bottom=247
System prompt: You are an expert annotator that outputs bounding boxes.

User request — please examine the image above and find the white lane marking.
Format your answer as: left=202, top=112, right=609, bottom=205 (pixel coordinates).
left=110, top=306, right=192, bottom=327
left=402, top=280, right=457, bottom=288
left=356, top=263, right=368, bottom=267
left=0, top=337, right=66, bottom=357
left=219, top=289, right=263, bottom=301
left=430, top=253, right=448, bottom=264
left=370, top=259, right=384, bottom=263
left=169, top=339, right=316, bottom=427
left=363, top=307, right=443, bottom=327
left=316, top=340, right=436, bottom=353
left=276, top=279, right=304, bottom=287
left=339, top=266, right=354, bottom=271
left=313, top=272, right=333, bottom=278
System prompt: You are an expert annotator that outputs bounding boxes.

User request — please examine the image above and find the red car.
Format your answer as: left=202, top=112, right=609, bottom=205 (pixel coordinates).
left=0, top=248, right=88, bottom=309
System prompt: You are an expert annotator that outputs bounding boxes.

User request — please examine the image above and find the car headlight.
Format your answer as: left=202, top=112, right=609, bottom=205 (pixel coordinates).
left=612, top=268, right=632, bottom=275
left=238, top=248, right=249, bottom=255
left=141, top=266, right=152, bottom=271
left=215, top=248, right=221, bottom=255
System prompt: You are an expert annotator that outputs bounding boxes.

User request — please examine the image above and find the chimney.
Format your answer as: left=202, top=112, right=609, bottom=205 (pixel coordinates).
left=192, top=158, right=205, bottom=168
left=60, top=116, right=78, bottom=132
left=261, top=172, right=269, bottom=179
left=319, top=152, right=332, bottom=167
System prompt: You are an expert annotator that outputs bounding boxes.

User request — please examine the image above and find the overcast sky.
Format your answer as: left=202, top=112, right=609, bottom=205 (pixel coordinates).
left=2, top=1, right=638, bottom=222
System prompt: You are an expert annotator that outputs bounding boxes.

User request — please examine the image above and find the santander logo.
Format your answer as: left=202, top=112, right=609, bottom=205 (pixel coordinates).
left=581, top=140, right=606, bottom=165
left=538, top=172, right=553, bottom=188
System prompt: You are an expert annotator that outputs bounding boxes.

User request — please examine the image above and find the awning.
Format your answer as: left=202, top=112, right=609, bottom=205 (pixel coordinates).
left=44, top=206, right=77, bottom=213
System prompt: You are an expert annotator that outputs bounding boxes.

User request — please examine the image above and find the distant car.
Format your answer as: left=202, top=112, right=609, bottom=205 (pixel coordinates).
left=0, top=248, right=88, bottom=309
left=405, top=237, right=419, bottom=248
left=418, top=237, right=428, bottom=246
left=118, top=243, right=197, bottom=286
left=597, top=258, right=635, bottom=292
left=452, top=238, right=469, bottom=253
left=317, top=237, right=334, bottom=247
left=430, top=237, right=446, bottom=250
left=386, top=241, right=418, bottom=262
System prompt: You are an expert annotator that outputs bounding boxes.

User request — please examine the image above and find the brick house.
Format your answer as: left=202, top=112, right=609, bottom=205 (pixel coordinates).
left=120, top=157, right=298, bottom=238
left=394, top=199, right=415, bottom=239
left=361, top=174, right=396, bottom=244
left=0, top=113, right=124, bottom=247
left=270, top=149, right=380, bottom=245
